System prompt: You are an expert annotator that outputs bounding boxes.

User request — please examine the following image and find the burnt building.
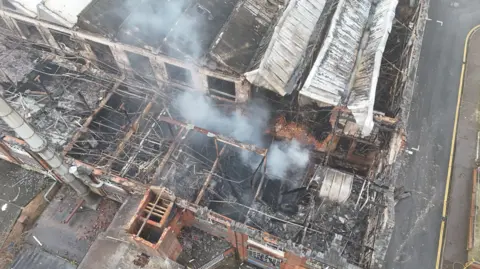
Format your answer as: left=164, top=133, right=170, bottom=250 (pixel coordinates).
left=0, top=0, right=426, bottom=268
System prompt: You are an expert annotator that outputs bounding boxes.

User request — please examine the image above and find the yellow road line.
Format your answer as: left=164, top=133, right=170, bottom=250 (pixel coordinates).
left=435, top=24, right=480, bottom=269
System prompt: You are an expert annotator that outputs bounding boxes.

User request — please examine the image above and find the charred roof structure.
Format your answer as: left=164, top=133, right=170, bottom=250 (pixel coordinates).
left=0, top=0, right=427, bottom=268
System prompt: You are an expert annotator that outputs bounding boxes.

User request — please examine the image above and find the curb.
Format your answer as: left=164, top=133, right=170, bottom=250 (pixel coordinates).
left=435, top=24, right=480, bottom=269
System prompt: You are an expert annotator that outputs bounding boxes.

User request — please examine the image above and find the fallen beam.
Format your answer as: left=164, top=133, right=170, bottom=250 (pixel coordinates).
left=105, top=101, right=153, bottom=169
left=63, top=78, right=124, bottom=155
left=195, top=145, right=226, bottom=204
left=157, top=116, right=267, bottom=156
left=151, top=127, right=188, bottom=182
left=254, top=155, right=268, bottom=201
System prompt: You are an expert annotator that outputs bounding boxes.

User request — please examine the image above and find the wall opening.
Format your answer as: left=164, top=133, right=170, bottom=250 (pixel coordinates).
left=15, top=20, right=44, bottom=44
left=165, top=63, right=192, bottom=86
left=86, top=40, right=120, bottom=75
left=140, top=221, right=163, bottom=244
left=50, top=30, right=83, bottom=52
left=353, top=142, right=376, bottom=157
left=336, top=137, right=351, bottom=154
left=251, top=86, right=285, bottom=109
left=126, top=52, right=156, bottom=85
left=207, top=76, right=236, bottom=101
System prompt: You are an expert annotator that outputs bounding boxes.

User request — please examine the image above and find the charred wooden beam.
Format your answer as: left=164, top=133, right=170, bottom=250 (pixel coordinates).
left=151, top=127, right=188, bottom=182
left=254, top=154, right=268, bottom=201
left=106, top=101, right=153, bottom=169
left=63, top=78, right=124, bottom=155
left=194, top=145, right=226, bottom=204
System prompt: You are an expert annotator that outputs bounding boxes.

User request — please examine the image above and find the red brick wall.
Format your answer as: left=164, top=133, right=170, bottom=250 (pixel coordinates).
left=158, top=227, right=183, bottom=260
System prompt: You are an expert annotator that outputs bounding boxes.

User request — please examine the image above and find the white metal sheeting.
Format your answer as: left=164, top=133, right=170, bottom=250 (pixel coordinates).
left=348, top=0, right=398, bottom=135
left=300, top=0, right=398, bottom=137
left=5, top=0, right=42, bottom=17
left=313, top=166, right=353, bottom=203
left=4, top=0, right=93, bottom=27
left=300, top=0, right=372, bottom=105
left=245, top=0, right=327, bottom=95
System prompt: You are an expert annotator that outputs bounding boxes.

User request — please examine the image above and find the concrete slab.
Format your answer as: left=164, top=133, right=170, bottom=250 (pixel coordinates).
left=28, top=186, right=119, bottom=263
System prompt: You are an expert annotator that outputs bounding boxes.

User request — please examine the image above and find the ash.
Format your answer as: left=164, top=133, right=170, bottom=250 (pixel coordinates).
left=176, top=227, right=231, bottom=268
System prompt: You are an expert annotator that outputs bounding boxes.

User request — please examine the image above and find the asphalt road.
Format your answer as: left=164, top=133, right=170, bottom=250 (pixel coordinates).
left=384, top=1, right=480, bottom=268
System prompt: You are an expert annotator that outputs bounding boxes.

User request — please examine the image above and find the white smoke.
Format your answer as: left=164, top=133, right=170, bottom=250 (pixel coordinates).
left=267, top=140, right=310, bottom=179
left=175, top=91, right=310, bottom=179
left=175, top=91, right=268, bottom=145
left=123, top=0, right=203, bottom=57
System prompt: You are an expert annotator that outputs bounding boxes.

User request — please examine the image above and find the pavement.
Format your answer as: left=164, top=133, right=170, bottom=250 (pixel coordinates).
left=28, top=186, right=119, bottom=263
left=442, top=27, right=480, bottom=268
left=384, top=1, right=480, bottom=269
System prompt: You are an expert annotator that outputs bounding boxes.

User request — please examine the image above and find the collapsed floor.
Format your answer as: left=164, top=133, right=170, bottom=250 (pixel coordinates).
left=0, top=57, right=394, bottom=269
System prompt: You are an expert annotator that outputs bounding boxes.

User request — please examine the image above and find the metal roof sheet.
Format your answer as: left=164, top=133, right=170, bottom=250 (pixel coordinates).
left=245, top=0, right=327, bottom=95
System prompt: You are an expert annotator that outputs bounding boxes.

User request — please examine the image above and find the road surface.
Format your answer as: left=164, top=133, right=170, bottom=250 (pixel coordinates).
left=384, top=0, right=480, bottom=268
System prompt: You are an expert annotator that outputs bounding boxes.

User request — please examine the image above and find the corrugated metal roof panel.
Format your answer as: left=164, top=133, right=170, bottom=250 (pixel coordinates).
left=300, top=0, right=398, bottom=137
left=209, top=0, right=279, bottom=73
left=348, top=0, right=398, bottom=135
left=244, top=0, right=327, bottom=95
left=300, top=0, right=372, bottom=105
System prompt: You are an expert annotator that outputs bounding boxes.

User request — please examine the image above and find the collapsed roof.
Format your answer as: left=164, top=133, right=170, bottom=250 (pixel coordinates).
left=299, top=0, right=398, bottom=135
left=244, top=0, right=327, bottom=95
left=2, top=0, right=399, bottom=136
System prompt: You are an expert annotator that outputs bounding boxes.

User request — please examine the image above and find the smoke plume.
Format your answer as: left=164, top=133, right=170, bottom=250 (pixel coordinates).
left=267, top=140, right=310, bottom=179
left=175, top=91, right=310, bottom=179
left=123, top=0, right=203, bottom=57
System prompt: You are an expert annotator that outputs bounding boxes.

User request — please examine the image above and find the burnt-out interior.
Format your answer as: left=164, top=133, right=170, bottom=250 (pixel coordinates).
left=50, top=30, right=84, bottom=54
left=207, top=76, right=236, bottom=100
left=0, top=59, right=107, bottom=148
left=2, top=0, right=15, bottom=10
left=250, top=86, right=282, bottom=102
left=243, top=169, right=381, bottom=267
left=15, top=56, right=393, bottom=267
left=127, top=189, right=175, bottom=247
left=68, top=85, right=152, bottom=169
left=164, top=63, right=193, bottom=86
left=374, top=2, right=417, bottom=116
left=109, top=106, right=176, bottom=181
left=143, top=104, right=382, bottom=266
left=177, top=227, right=232, bottom=268
left=271, top=103, right=334, bottom=153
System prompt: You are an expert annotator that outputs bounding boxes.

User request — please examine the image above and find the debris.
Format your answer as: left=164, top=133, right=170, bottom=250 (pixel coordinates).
left=32, top=235, right=42, bottom=246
